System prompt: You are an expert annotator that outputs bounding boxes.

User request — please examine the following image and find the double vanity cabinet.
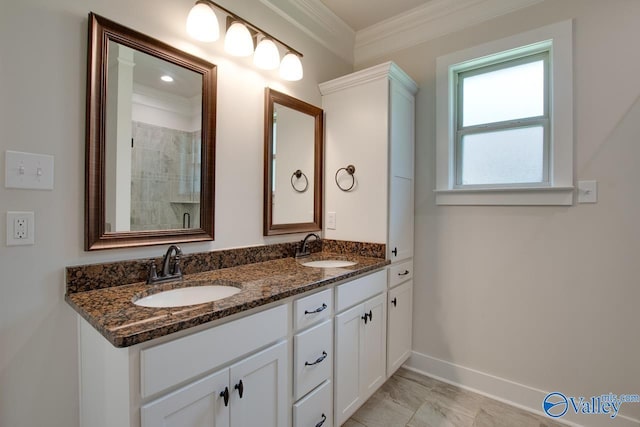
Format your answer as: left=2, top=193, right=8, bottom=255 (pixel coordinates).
left=78, top=264, right=415, bottom=427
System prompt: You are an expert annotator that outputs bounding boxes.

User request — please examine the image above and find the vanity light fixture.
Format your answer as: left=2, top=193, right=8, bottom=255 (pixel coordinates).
left=186, top=2, right=220, bottom=42
left=224, top=21, right=254, bottom=57
left=254, top=37, right=280, bottom=70
left=185, top=0, right=304, bottom=80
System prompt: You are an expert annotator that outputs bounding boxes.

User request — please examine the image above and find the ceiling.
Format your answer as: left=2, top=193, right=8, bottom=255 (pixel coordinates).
left=319, top=0, right=429, bottom=31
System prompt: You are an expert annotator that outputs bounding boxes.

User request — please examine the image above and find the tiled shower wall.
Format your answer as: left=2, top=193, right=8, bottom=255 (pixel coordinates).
left=130, top=122, right=201, bottom=231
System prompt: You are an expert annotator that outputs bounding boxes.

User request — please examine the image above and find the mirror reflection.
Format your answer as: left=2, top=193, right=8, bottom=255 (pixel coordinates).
left=271, top=103, right=315, bottom=224
left=264, top=88, right=323, bottom=235
left=105, top=41, right=203, bottom=232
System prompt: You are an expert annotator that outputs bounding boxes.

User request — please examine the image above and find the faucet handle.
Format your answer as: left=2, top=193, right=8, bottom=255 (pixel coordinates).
left=147, top=262, right=158, bottom=284
left=172, top=255, right=182, bottom=276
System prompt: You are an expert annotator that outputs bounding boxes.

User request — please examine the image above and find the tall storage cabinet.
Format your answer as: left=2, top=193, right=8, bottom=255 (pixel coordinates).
left=320, top=62, right=417, bottom=383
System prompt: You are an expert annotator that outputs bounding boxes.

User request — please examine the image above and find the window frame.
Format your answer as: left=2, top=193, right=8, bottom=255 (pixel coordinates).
left=435, top=20, right=574, bottom=206
left=455, top=52, right=550, bottom=187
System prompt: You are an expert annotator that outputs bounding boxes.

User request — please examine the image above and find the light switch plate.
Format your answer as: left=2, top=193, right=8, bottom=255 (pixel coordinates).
left=578, top=180, right=597, bottom=203
left=5, top=150, right=54, bottom=190
left=327, top=212, right=336, bottom=230
left=7, top=211, right=35, bottom=246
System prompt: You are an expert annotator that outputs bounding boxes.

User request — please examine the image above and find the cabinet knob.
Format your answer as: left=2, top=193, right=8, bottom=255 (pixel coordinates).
left=219, top=387, right=229, bottom=406
left=368, top=310, right=373, bottom=322
left=391, top=297, right=397, bottom=307
left=315, top=413, right=327, bottom=427
left=392, top=247, right=398, bottom=257
left=234, top=380, right=244, bottom=398
left=304, top=351, right=328, bottom=366
left=304, top=303, right=328, bottom=315
left=361, top=313, right=368, bottom=324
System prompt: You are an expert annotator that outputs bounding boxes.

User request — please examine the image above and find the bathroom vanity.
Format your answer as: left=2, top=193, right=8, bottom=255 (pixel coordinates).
left=67, top=245, right=394, bottom=427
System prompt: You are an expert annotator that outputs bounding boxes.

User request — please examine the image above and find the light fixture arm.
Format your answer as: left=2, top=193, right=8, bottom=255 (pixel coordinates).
left=195, top=0, right=303, bottom=58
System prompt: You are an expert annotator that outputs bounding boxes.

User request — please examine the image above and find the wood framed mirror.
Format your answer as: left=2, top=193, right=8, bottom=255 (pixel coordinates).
left=263, top=88, right=323, bottom=235
left=85, top=13, right=216, bottom=250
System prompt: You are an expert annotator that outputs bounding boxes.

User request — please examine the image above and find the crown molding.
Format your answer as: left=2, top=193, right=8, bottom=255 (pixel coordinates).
left=354, top=0, right=544, bottom=65
left=259, top=0, right=355, bottom=63
left=319, top=61, right=417, bottom=95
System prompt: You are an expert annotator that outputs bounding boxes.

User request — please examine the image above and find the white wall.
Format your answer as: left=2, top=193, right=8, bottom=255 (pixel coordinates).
left=322, top=76, right=389, bottom=243
left=0, top=0, right=350, bottom=425
left=358, top=0, right=640, bottom=424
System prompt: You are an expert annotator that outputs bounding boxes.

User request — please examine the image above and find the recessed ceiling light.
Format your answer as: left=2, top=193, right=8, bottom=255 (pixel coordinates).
left=161, top=75, right=174, bottom=83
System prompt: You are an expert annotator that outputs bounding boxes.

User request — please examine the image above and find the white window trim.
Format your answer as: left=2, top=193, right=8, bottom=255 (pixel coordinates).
left=435, top=20, right=574, bottom=206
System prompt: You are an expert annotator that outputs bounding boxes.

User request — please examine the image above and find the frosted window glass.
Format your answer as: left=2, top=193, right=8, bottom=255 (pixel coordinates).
left=462, top=60, right=544, bottom=127
left=461, top=127, right=544, bottom=185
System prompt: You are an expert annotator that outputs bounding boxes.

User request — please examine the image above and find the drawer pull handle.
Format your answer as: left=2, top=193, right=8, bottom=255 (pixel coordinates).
left=315, top=413, right=327, bottom=427
left=219, top=387, right=229, bottom=406
left=304, top=303, right=327, bottom=315
left=362, top=310, right=373, bottom=324
left=305, top=351, right=328, bottom=366
left=398, top=270, right=410, bottom=276
left=391, top=297, right=397, bottom=307
left=234, top=380, right=244, bottom=398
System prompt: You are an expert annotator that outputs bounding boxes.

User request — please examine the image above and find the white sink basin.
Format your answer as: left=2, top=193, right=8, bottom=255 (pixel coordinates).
left=301, top=260, right=357, bottom=268
left=134, top=285, right=241, bottom=308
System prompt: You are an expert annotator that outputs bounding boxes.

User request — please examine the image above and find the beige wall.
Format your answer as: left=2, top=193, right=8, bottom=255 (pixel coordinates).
left=0, top=0, right=350, bottom=426
left=358, top=0, right=640, bottom=423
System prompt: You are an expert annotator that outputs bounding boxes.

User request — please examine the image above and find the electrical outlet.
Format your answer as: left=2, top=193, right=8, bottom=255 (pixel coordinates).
left=7, top=211, right=35, bottom=246
left=14, top=217, right=27, bottom=239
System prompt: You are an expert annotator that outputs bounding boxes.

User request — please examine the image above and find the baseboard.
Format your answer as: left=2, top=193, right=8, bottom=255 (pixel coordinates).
left=404, top=351, right=640, bottom=427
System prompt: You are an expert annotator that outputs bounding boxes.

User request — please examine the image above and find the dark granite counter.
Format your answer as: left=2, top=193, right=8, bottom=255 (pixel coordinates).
left=66, top=251, right=388, bottom=348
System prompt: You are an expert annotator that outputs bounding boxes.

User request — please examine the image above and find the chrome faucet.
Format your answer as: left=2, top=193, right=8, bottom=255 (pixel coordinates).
left=296, top=233, right=320, bottom=258
left=147, top=245, right=183, bottom=284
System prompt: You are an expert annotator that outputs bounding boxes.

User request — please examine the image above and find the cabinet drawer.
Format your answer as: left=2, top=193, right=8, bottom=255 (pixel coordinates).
left=388, top=260, right=413, bottom=288
left=335, top=269, right=386, bottom=313
left=141, top=304, right=288, bottom=398
left=294, top=288, right=332, bottom=331
left=294, top=320, right=333, bottom=400
left=293, top=380, right=333, bottom=427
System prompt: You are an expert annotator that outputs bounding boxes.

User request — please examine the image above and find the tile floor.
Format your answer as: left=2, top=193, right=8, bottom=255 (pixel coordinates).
left=345, top=368, right=567, bottom=427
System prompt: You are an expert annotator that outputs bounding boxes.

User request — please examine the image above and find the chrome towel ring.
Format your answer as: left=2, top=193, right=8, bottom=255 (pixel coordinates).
left=291, top=169, right=309, bottom=193
left=335, top=164, right=356, bottom=191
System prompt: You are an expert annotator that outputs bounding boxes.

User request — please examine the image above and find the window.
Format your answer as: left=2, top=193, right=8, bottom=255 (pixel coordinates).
left=435, top=20, right=574, bottom=205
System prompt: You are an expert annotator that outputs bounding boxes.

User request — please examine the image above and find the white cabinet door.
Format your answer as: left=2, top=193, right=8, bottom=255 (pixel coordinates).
left=334, top=292, right=387, bottom=426
left=141, top=368, right=230, bottom=427
left=388, top=175, right=413, bottom=262
left=229, top=341, right=288, bottom=427
left=387, top=281, right=413, bottom=376
left=361, top=292, right=387, bottom=400
left=334, top=303, right=364, bottom=426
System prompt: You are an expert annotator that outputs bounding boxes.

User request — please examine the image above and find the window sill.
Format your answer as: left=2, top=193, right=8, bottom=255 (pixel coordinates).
left=434, top=186, right=574, bottom=206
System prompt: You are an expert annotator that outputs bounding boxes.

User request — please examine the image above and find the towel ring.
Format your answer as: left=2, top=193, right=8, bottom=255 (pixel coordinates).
left=291, top=170, right=309, bottom=193
left=335, top=164, right=356, bottom=192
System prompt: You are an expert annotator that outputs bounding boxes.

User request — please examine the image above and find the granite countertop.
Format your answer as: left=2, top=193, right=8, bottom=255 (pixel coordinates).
left=66, top=252, right=389, bottom=348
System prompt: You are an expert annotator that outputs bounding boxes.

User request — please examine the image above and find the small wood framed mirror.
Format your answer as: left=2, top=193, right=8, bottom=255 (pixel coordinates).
left=85, top=13, right=216, bottom=250
left=263, top=88, right=323, bottom=235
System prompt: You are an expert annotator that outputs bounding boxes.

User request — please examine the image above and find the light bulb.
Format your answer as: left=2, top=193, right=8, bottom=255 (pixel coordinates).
left=279, top=52, right=303, bottom=81
left=224, top=22, right=254, bottom=57
left=253, top=38, right=280, bottom=70
left=186, top=3, right=220, bottom=42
